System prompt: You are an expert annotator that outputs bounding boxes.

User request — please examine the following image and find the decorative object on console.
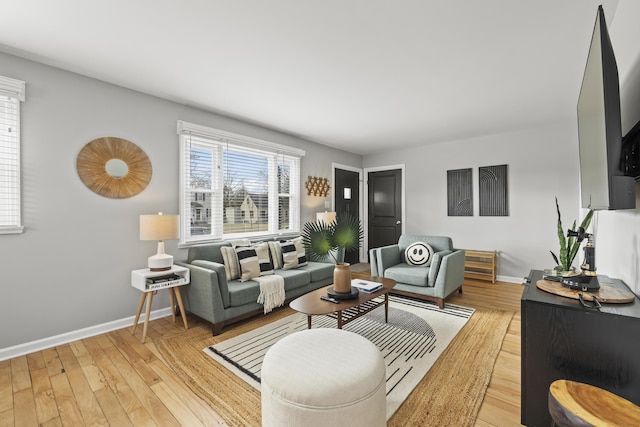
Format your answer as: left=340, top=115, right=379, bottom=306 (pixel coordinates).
left=140, top=212, right=180, bottom=271
left=302, top=211, right=363, bottom=294
left=76, top=136, right=152, bottom=199
left=549, top=197, right=593, bottom=275
left=447, top=168, right=472, bottom=216
left=305, top=176, right=330, bottom=197
left=479, top=164, right=509, bottom=216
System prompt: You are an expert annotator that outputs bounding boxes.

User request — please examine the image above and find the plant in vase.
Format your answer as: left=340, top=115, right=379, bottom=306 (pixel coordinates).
left=301, top=211, right=363, bottom=294
left=549, top=197, right=594, bottom=275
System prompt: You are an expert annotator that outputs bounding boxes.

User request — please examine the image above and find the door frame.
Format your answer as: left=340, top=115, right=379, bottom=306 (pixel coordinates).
left=363, top=164, right=406, bottom=257
left=332, top=163, right=364, bottom=262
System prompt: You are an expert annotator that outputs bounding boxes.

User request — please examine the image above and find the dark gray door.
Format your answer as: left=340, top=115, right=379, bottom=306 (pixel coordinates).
left=368, top=169, right=402, bottom=251
left=335, top=168, right=360, bottom=265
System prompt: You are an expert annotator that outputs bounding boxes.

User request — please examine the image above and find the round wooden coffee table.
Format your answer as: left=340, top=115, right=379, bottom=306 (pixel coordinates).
left=289, top=276, right=396, bottom=329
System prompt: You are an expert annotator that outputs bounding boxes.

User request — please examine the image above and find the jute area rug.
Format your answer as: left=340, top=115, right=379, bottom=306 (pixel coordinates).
left=157, top=299, right=514, bottom=427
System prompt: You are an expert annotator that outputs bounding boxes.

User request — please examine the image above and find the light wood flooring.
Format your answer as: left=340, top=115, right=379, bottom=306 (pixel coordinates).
left=1, top=274, right=525, bottom=426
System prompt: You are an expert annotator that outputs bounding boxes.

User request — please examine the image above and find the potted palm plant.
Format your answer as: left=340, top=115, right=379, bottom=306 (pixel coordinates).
left=301, top=211, right=363, bottom=294
left=550, top=197, right=594, bottom=274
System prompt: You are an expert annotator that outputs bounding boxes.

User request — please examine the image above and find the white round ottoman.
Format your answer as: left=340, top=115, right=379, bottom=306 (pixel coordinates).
left=261, top=328, right=386, bottom=427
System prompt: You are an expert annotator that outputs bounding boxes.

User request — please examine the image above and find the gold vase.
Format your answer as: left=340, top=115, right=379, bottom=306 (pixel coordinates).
left=333, top=263, right=352, bottom=293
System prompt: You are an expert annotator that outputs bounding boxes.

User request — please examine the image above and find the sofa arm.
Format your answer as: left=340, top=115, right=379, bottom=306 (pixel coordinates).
left=176, top=261, right=228, bottom=325
left=371, top=244, right=402, bottom=276
left=432, top=249, right=466, bottom=299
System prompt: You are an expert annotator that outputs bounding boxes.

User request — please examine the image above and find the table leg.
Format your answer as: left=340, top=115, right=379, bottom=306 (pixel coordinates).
left=131, top=293, right=147, bottom=335
left=169, top=288, right=176, bottom=323
left=142, top=292, right=154, bottom=343
left=173, top=287, right=188, bottom=330
left=307, top=315, right=311, bottom=329
left=337, top=311, right=343, bottom=329
left=385, top=293, right=389, bottom=323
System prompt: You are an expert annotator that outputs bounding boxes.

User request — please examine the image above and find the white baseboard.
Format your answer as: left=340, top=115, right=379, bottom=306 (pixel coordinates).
left=0, top=307, right=173, bottom=362
left=497, top=274, right=526, bottom=284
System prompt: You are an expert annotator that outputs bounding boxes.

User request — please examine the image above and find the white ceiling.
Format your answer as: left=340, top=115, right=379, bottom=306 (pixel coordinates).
left=0, top=0, right=621, bottom=155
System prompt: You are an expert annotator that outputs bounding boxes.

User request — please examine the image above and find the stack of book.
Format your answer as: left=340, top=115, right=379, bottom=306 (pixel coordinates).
left=351, top=279, right=383, bottom=293
left=145, top=273, right=184, bottom=290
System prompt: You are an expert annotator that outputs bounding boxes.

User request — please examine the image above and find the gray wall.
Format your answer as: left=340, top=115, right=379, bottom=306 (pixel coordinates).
left=364, top=120, right=581, bottom=281
left=0, top=52, right=360, bottom=350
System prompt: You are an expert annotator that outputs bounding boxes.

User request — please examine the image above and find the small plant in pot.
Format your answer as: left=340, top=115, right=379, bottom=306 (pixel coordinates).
left=301, top=211, right=363, bottom=294
left=549, top=197, right=594, bottom=275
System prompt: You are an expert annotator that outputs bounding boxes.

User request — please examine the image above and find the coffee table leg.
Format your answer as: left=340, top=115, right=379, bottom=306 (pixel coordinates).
left=307, top=315, right=311, bottom=329
left=385, top=293, right=389, bottom=323
left=338, top=311, right=343, bottom=329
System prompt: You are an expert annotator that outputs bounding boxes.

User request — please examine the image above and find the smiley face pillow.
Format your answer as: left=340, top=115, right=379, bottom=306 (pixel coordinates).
left=405, top=241, right=434, bottom=267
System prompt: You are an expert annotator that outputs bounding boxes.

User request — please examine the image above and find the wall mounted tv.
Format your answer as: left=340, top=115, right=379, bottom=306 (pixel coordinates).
left=577, top=5, right=635, bottom=210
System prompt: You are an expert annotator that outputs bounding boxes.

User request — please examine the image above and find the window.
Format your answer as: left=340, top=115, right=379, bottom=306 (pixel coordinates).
left=178, top=121, right=304, bottom=245
left=0, top=76, right=25, bottom=234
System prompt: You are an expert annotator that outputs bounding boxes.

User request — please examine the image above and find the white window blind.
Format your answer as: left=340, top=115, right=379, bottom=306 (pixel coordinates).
left=178, top=121, right=304, bottom=244
left=0, top=76, right=25, bottom=234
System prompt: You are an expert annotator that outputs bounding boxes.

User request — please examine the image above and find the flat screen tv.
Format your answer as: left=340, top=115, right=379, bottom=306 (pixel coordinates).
left=577, top=5, right=635, bottom=210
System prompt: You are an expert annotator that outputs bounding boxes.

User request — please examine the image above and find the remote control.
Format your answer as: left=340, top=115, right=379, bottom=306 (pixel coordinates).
left=320, top=296, right=340, bottom=304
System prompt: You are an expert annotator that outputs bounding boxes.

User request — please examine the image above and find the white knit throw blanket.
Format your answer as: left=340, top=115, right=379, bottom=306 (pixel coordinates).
left=255, top=275, right=285, bottom=314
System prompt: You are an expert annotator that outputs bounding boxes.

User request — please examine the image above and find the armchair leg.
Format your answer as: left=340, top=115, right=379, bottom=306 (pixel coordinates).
left=458, top=286, right=463, bottom=294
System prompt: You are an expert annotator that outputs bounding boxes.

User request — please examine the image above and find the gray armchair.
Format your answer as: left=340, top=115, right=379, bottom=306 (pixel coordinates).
left=369, top=235, right=465, bottom=309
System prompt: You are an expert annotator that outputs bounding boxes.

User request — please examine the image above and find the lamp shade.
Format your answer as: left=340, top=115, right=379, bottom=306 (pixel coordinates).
left=140, top=213, right=179, bottom=241
left=316, top=211, right=337, bottom=224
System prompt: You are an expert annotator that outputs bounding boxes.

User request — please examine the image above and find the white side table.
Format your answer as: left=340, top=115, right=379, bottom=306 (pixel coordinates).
left=131, top=265, right=190, bottom=342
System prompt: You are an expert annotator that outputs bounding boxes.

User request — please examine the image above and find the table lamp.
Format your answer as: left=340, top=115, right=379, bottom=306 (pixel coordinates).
left=140, top=212, right=180, bottom=271
left=316, top=211, right=336, bottom=225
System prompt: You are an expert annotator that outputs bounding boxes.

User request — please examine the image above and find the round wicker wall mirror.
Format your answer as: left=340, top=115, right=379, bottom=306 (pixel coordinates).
left=76, top=137, right=152, bottom=199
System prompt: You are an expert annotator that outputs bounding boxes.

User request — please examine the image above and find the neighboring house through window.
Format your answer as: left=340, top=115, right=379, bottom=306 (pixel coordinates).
left=0, top=75, right=25, bottom=234
left=178, top=120, right=304, bottom=245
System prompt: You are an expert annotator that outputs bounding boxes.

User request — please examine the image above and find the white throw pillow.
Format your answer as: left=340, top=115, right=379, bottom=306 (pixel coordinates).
left=405, top=242, right=434, bottom=267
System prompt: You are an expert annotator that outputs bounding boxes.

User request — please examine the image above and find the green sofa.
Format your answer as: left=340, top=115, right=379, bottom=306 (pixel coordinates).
left=369, top=235, right=465, bottom=309
left=177, top=240, right=334, bottom=335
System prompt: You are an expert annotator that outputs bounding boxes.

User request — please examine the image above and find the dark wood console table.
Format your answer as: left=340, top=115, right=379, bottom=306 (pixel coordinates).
left=521, top=270, right=640, bottom=426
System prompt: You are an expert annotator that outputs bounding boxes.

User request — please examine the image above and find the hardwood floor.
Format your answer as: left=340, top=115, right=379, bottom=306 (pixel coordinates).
left=1, top=276, right=525, bottom=426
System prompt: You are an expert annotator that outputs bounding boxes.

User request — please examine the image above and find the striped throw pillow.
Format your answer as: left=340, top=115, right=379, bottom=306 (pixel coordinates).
left=292, top=237, right=308, bottom=267
left=235, top=246, right=261, bottom=282
left=220, top=246, right=241, bottom=281
left=253, top=242, right=274, bottom=276
left=280, top=241, right=299, bottom=270
left=267, top=241, right=284, bottom=270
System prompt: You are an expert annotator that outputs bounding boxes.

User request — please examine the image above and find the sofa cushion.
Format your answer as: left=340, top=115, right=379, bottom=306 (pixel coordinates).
left=220, top=246, right=241, bottom=281
left=227, top=279, right=262, bottom=306
left=276, top=268, right=312, bottom=291
left=404, top=242, right=434, bottom=267
left=297, top=261, right=334, bottom=283
left=384, top=263, right=430, bottom=287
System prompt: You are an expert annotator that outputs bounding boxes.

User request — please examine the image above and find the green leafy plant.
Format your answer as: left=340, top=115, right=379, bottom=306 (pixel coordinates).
left=301, top=211, right=363, bottom=264
left=550, top=197, right=594, bottom=272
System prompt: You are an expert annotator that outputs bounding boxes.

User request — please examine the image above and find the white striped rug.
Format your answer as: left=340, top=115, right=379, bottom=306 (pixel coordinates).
left=204, top=296, right=474, bottom=420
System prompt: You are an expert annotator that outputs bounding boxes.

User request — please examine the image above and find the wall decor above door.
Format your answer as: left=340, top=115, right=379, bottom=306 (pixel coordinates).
left=76, top=136, right=152, bottom=199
